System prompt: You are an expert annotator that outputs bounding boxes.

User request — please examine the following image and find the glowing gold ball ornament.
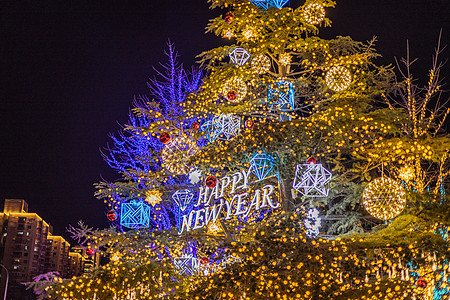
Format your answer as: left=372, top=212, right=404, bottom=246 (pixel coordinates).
left=251, top=54, right=271, bottom=74
left=161, top=135, right=199, bottom=174
left=223, top=78, right=247, bottom=102
left=362, top=177, right=406, bottom=221
left=279, top=53, right=291, bottom=66
left=303, top=3, right=326, bottom=25
left=325, top=66, right=352, bottom=92
left=145, top=190, right=162, bottom=206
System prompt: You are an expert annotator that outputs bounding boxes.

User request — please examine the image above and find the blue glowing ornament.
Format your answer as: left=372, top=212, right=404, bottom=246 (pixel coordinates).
left=229, top=48, right=251, bottom=66
left=248, top=152, right=277, bottom=181
left=293, top=162, right=332, bottom=197
left=201, top=114, right=240, bottom=143
left=120, top=200, right=151, bottom=229
left=270, top=0, right=290, bottom=8
left=304, top=208, right=321, bottom=238
left=267, top=80, right=295, bottom=111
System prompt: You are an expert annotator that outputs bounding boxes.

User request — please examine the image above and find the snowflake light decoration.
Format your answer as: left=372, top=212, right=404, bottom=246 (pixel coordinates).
left=120, top=200, right=151, bottom=229
left=201, top=114, right=241, bottom=143
left=362, top=177, right=406, bottom=221
left=161, top=135, right=199, bottom=175
left=303, top=3, right=326, bottom=25
left=145, top=190, right=162, bottom=206
left=304, top=208, right=321, bottom=238
left=293, top=163, right=332, bottom=197
left=251, top=54, right=271, bottom=74
left=229, top=48, right=251, bottom=66
left=325, top=66, right=352, bottom=92
left=173, top=255, right=201, bottom=276
left=223, top=77, right=247, bottom=102
left=267, top=80, right=295, bottom=111
left=189, top=168, right=202, bottom=185
left=248, top=152, right=277, bottom=181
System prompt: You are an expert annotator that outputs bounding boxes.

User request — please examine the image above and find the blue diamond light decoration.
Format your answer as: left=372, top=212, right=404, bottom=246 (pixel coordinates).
left=292, top=163, right=332, bottom=197
left=201, top=114, right=240, bottom=143
left=120, top=200, right=151, bottom=229
left=229, top=48, right=251, bottom=66
left=267, top=80, right=295, bottom=111
left=249, top=153, right=277, bottom=181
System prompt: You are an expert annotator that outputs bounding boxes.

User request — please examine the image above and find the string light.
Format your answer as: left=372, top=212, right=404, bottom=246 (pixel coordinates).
left=251, top=54, right=271, bottom=74
left=223, top=77, right=247, bottom=102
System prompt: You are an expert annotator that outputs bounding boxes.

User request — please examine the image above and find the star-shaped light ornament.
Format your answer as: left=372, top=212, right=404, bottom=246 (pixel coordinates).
left=293, top=161, right=332, bottom=197
left=173, top=255, right=201, bottom=276
left=229, top=48, right=251, bottom=66
left=248, top=152, right=277, bottom=181
left=201, top=114, right=241, bottom=143
left=267, top=80, right=295, bottom=111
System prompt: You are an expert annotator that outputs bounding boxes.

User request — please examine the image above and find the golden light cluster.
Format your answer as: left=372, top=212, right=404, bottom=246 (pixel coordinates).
left=399, top=165, right=415, bottom=182
left=362, top=177, right=406, bottom=221
left=303, top=3, right=325, bottom=25
left=222, top=77, right=248, bottom=102
left=279, top=53, right=292, bottom=66
left=325, top=66, right=352, bottom=92
left=145, top=189, right=162, bottom=206
left=161, top=135, right=199, bottom=174
left=251, top=54, right=271, bottom=74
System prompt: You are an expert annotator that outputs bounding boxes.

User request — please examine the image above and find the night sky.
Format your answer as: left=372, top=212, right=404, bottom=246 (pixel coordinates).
left=1, top=0, right=449, bottom=241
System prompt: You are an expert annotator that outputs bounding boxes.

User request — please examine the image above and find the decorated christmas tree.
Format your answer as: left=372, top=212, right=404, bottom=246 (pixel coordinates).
left=28, top=1, right=450, bottom=299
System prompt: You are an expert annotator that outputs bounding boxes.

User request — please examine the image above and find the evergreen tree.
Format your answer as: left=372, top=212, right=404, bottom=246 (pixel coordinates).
left=27, top=1, right=450, bottom=300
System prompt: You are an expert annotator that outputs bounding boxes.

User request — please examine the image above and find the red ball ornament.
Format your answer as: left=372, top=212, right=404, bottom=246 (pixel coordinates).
left=245, top=119, right=254, bottom=129
left=200, top=257, right=210, bottom=265
left=417, top=277, right=427, bottom=288
left=224, top=12, right=234, bottom=23
left=205, top=176, right=217, bottom=188
left=159, top=132, right=171, bottom=144
left=106, top=210, right=117, bottom=221
left=226, top=90, right=237, bottom=101
left=192, top=122, right=200, bottom=130
left=86, top=248, right=95, bottom=257
left=307, top=156, right=317, bottom=164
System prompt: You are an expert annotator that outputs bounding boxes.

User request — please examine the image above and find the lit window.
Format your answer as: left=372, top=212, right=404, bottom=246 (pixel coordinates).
left=34, top=247, right=38, bottom=252
left=17, top=231, right=23, bottom=235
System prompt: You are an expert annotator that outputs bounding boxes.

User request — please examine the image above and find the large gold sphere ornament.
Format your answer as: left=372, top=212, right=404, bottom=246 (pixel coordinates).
left=303, top=3, right=325, bottom=25
left=161, top=135, right=199, bottom=174
left=362, top=177, right=406, bottom=221
left=223, top=77, right=247, bottom=102
left=325, top=66, right=352, bottom=92
left=251, top=55, right=271, bottom=74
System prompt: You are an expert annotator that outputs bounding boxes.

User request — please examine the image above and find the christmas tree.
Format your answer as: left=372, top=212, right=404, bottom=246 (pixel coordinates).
left=28, top=1, right=450, bottom=299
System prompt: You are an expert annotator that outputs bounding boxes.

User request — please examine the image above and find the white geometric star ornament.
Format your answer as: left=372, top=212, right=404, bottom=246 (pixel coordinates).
left=292, top=162, right=332, bottom=197
left=201, top=114, right=241, bottom=143
left=173, top=255, right=201, bottom=276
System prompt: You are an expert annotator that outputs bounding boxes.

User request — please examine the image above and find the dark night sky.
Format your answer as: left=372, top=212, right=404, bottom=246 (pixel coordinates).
left=0, top=0, right=449, bottom=241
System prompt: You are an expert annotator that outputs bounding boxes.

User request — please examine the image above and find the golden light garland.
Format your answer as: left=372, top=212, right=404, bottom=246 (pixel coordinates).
left=251, top=54, right=271, bottom=74
left=145, top=189, right=162, bottom=206
left=362, top=177, right=406, bottom=221
left=303, top=3, right=326, bottom=25
left=222, top=77, right=248, bottom=102
left=325, top=66, right=352, bottom=92
left=161, top=135, right=199, bottom=174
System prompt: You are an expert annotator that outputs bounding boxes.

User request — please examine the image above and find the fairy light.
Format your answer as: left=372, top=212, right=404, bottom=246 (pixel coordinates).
left=279, top=53, right=291, bottom=66
left=303, top=3, right=326, bottom=25
left=223, top=28, right=234, bottom=39
left=325, top=66, right=352, bottom=92
left=362, top=177, right=406, bottom=221
left=242, top=27, right=256, bottom=40
left=251, top=54, right=271, bottom=74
